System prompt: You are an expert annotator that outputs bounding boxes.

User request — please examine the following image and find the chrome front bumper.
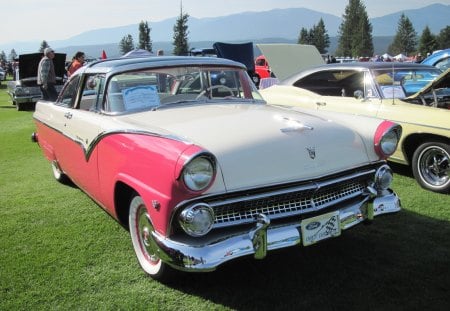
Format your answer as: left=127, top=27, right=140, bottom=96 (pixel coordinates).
left=152, top=190, right=401, bottom=272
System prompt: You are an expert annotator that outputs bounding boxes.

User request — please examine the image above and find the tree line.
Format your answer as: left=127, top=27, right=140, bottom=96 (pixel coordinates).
left=1, top=0, right=449, bottom=63
left=299, top=0, right=449, bottom=57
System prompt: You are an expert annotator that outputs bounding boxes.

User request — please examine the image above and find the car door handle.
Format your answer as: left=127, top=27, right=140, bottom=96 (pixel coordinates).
left=64, top=112, right=73, bottom=119
left=316, top=102, right=326, bottom=107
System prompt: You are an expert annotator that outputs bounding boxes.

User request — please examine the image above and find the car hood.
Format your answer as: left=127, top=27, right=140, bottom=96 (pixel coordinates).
left=17, top=53, right=66, bottom=80
left=405, top=68, right=450, bottom=99
left=118, top=103, right=371, bottom=191
left=256, top=44, right=325, bottom=81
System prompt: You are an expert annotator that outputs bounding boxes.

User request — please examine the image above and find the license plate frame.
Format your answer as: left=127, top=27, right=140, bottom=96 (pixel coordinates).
left=301, top=211, right=341, bottom=246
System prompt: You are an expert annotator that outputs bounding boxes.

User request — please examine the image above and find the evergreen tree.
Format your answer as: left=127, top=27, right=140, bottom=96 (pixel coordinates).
left=8, top=49, right=17, bottom=61
left=39, top=40, right=50, bottom=53
left=418, top=26, right=438, bottom=57
left=312, top=18, right=330, bottom=54
left=388, top=13, right=417, bottom=56
left=119, top=34, right=135, bottom=55
left=297, top=27, right=310, bottom=44
left=138, top=21, right=152, bottom=52
left=172, top=6, right=189, bottom=56
left=297, top=19, right=330, bottom=54
left=0, top=51, right=6, bottom=63
left=437, top=26, right=450, bottom=50
left=336, top=0, right=373, bottom=57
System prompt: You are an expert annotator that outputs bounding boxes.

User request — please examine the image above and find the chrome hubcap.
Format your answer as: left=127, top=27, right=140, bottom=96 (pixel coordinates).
left=137, top=207, right=159, bottom=263
left=419, top=146, right=450, bottom=187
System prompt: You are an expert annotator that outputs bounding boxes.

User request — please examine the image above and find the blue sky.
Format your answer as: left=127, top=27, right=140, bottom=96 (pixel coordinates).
left=2, top=0, right=447, bottom=45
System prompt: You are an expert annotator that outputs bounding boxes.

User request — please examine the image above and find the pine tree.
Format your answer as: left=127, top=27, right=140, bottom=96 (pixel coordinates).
left=119, top=34, right=135, bottom=55
left=138, top=21, right=152, bottom=52
left=297, top=19, right=330, bottom=54
left=388, top=14, right=417, bottom=56
left=297, top=27, right=310, bottom=44
left=172, top=6, right=190, bottom=56
left=336, top=0, right=373, bottom=57
left=8, top=49, right=17, bottom=61
left=39, top=40, right=50, bottom=53
left=312, top=18, right=330, bottom=54
left=418, top=26, right=438, bottom=57
left=0, top=51, right=7, bottom=63
left=437, top=26, right=450, bottom=50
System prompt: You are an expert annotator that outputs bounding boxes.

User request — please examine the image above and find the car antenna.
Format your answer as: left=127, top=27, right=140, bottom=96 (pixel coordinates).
left=391, top=62, right=395, bottom=104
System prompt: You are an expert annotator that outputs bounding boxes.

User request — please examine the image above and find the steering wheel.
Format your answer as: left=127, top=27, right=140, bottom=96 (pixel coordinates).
left=196, top=85, right=235, bottom=99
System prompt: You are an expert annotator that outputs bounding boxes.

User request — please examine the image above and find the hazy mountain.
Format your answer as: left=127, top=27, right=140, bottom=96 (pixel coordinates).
left=1, top=3, right=448, bottom=57
left=371, top=3, right=450, bottom=36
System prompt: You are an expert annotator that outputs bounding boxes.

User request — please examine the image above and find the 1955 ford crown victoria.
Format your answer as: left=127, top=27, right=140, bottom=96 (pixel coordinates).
left=32, top=56, right=402, bottom=280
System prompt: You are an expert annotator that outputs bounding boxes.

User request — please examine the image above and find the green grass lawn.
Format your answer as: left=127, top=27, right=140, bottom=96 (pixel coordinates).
left=1, top=81, right=449, bottom=311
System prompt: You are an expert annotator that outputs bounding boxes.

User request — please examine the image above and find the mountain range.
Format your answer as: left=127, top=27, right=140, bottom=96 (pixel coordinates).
left=2, top=3, right=449, bottom=58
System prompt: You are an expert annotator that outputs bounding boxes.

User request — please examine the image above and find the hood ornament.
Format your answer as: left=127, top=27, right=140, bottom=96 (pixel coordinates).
left=307, top=147, right=316, bottom=159
left=276, top=115, right=314, bottom=133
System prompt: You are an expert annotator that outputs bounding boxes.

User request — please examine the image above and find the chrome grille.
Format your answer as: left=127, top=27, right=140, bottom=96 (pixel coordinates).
left=174, top=166, right=378, bottom=230
left=212, top=179, right=366, bottom=227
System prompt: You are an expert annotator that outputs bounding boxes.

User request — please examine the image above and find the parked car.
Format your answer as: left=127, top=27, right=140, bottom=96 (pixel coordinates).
left=259, top=44, right=450, bottom=193
left=421, top=48, right=450, bottom=71
left=254, top=55, right=275, bottom=84
left=32, top=56, right=402, bottom=280
left=6, top=52, right=66, bottom=111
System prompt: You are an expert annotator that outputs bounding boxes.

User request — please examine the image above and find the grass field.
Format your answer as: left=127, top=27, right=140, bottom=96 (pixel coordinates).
left=1, top=80, right=449, bottom=311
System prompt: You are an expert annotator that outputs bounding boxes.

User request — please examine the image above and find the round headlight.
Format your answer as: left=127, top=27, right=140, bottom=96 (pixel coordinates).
left=182, top=155, right=215, bottom=191
left=374, top=164, right=393, bottom=190
left=374, top=122, right=402, bottom=159
left=179, top=203, right=214, bottom=237
left=380, top=130, right=399, bottom=155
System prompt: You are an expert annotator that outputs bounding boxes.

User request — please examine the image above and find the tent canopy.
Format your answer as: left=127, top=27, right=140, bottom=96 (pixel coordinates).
left=121, top=49, right=153, bottom=58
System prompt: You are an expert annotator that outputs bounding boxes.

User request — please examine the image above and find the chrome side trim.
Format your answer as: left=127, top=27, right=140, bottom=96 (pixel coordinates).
left=33, top=117, right=191, bottom=161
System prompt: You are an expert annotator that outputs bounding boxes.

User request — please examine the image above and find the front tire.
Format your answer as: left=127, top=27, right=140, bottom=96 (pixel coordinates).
left=412, top=142, right=450, bottom=193
left=129, top=195, right=170, bottom=280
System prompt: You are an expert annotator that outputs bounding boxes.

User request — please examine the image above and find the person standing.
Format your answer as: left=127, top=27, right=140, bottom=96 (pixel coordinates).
left=37, top=47, right=58, bottom=101
left=67, top=51, right=85, bottom=77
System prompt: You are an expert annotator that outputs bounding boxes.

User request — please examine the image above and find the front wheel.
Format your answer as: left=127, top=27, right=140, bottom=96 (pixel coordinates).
left=129, top=195, right=170, bottom=280
left=412, top=142, right=450, bottom=193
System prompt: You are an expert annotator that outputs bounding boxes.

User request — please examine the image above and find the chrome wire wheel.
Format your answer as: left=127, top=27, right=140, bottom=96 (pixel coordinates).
left=129, top=195, right=167, bottom=279
left=412, top=142, right=450, bottom=193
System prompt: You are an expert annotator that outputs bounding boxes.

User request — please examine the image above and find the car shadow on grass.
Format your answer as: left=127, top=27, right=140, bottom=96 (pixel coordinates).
left=389, top=161, right=414, bottom=178
left=165, top=210, right=450, bottom=310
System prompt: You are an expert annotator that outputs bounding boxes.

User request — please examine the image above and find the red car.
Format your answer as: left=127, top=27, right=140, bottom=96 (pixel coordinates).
left=254, top=55, right=274, bottom=85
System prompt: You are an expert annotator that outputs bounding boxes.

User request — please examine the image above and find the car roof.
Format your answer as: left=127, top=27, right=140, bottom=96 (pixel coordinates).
left=421, top=48, right=450, bottom=66
left=313, top=61, right=437, bottom=70
left=282, top=61, right=440, bottom=85
left=82, top=56, right=247, bottom=75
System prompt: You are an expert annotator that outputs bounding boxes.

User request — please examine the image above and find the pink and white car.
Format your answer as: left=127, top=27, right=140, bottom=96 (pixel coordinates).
left=32, top=56, right=402, bottom=281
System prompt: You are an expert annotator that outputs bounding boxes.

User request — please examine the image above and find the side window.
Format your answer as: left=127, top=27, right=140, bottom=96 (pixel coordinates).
left=293, top=71, right=344, bottom=96
left=79, top=74, right=105, bottom=111
left=58, top=76, right=80, bottom=108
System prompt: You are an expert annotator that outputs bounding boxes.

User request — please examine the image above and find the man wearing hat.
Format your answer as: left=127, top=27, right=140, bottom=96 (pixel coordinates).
left=37, top=47, right=58, bottom=101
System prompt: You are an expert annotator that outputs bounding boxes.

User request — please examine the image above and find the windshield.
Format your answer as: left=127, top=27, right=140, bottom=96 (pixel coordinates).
left=372, top=67, right=442, bottom=98
left=105, top=66, right=263, bottom=113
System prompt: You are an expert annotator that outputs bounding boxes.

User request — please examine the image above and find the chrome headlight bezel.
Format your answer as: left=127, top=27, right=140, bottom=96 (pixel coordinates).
left=181, top=154, right=216, bottom=192
left=374, top=164, right=393, bottom=191
left=374, top=121, right=402, bottom=159
left=380, top=129, right=399, bottom=155
left=178, top=203, right=215, bottom=237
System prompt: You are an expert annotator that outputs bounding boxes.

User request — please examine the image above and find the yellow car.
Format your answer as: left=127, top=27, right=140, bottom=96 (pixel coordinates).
left=259, top=44, right=450, bottom=193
